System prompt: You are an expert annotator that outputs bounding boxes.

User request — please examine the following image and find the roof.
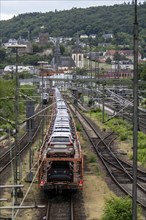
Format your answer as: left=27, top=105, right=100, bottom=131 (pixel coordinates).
left=51, top=56, right=75, bottom=68
left=72, top=45, right=83, bottom=54
left=105, top=50, right=116, bottom=56
left=103, top=34, right=113, bottom=39
left=72, top=36, right=83, bottom=54
left=60, top=56, right=76, bottom=67
left=105, top=50, right=141, bottom=58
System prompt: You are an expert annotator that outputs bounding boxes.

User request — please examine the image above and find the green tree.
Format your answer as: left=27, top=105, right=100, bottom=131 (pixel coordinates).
left=60, top=45, right=65, bottom=55
left=139, top=62, right=146, bottom=81
left=105, top=57, right=112, bottom=64
left=0, top=48, right=6, bottom=60
left=76, top=67, right=87, bottom=75
left=113, top=32, right=132, bottom=45
left=113, top=52, right=127, bottom=61
left=32, top=43, right=43, bottom=53
left=0, top=79, right=15, bottom=125
left=101, top=197, right=141, bottom=220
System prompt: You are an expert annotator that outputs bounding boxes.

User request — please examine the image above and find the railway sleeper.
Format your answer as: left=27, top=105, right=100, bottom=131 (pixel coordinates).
left=113, top=173, right=131, bottom=184
left=91, top=137, right=101, bottom=143
left=96, top=146, right=107, bottom=152
left=137, top=175, right=146, bottom=182
left=104, top=158, right=120, bottom=165
left=100, top=152, right=115, bottom=159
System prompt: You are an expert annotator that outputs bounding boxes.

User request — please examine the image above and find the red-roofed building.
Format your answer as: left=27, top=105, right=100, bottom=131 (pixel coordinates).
left=104, top=50, right=142, bottom=62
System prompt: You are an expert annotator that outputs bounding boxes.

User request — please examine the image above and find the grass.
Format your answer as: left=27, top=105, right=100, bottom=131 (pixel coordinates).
left=84, top=58, right=112, bottom=71
left=86, top=108, right=146, bottom=167
left=75, top=119, right=101, bottom=177
left=88, top=152, right=97, bottom=163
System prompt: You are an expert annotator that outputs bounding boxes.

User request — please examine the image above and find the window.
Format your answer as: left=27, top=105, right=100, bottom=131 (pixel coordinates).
left=79, top=55, right=81, bottom=61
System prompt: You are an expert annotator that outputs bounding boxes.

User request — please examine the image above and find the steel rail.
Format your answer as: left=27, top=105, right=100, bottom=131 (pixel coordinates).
left=45, top=195, right=74, bottom=220
left=0, top=120, right=42, bottom=174
left=69, top=104, right=146, bottom=208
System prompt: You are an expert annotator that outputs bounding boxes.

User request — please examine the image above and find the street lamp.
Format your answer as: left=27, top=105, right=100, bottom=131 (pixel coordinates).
left=7, top=44, right=26, bottom=205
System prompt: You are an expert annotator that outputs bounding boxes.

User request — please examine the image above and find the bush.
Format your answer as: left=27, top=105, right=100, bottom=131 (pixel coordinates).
left=88, top=99, right=94, bottom=107
left=76, top=123, right=82, bottom=131
left=120, top=133, right=128, bottom=141
left=88, top=105, right=146, bottom=166
left=88, top=153, right=97, bottom=163
left=101, top=196, right=142, bottom=220
left=138, top=148, right=146, bottom=166
left=91, top=108, right=101, bottom=113
left=138, top=140, right=146, bottom=149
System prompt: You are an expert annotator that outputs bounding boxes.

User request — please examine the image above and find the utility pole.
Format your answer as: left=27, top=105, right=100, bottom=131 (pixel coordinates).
left=26, top=100, right=34, bottom=183
left=132, top=0, right=138, bottom=219
left=38, top=61, right=48, bottom=143
left=8, top=44, right=26, bottom=206
left=89, top=42, right=93, bottom=100
left=102, top=81, right=106, bottom=123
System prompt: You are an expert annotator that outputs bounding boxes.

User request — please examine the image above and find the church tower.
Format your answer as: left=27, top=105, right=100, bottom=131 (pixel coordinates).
left=54, top=38, right=61, bottom=71
left=72, top=36, right=84, bottom=68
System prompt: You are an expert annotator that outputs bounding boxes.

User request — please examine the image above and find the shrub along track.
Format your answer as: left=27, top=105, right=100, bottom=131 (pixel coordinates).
left=105, top=98, right=146, bottom=134
left=68, top=102, right=146, bottom=209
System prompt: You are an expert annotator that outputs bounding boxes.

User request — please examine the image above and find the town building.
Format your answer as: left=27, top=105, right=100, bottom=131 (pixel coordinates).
left=50, top=39, right=76, bottom=73
left=72, top=37, right=84, bottom=68
left=39, top=33, right=49, bottom=46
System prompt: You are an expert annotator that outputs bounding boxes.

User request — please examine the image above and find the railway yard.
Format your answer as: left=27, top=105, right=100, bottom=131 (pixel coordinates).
left=1, top=1, right=146, bottom=219
left=0, top=86, right=146, bottom=220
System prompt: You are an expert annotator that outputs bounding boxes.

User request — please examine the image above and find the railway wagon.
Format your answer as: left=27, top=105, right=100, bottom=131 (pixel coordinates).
left=42, top=92, right=49, bottom=105
left=38, top=88, right=83, bottom=191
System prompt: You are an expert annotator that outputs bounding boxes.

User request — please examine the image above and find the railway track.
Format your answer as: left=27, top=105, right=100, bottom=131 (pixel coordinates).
left=69, top=103, right=146, bottom=209
left=105, top=100, right=146, bottom=133
left=0, top=123, right=41, bottom=175
left=46, top=194, right=74, bottom=220
left=45, top=191, right=85, bottom=220
left=0, top=104, right=49, bottom=176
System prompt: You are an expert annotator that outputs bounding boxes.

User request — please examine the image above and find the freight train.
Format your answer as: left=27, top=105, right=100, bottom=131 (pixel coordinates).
left=38, top=88, right=83, bottom=191
left=42, top=92, right=49, bottom=105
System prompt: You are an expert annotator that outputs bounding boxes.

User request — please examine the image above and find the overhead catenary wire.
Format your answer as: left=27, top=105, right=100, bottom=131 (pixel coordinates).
left=14, top=97, right=55, bottom=217
left=0, top=102, right=56, bottom=128
left=14, top=135, right=50, bottom=218
left=19, top=101, right=56, bottom=125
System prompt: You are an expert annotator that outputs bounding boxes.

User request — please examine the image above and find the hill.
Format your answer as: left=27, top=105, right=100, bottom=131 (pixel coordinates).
left=0, top=2, right=146, bottom=42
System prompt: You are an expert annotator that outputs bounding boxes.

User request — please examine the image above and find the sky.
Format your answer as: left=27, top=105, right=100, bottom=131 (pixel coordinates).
left=0, top=0, right=145, bottom=21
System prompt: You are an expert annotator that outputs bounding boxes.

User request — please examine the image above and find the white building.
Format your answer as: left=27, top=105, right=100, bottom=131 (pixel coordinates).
left=4, top=65, right=36, bottom=74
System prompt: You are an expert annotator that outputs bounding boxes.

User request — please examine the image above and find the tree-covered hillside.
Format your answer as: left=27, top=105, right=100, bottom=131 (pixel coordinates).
left=0, top=2, right=146, bottom=41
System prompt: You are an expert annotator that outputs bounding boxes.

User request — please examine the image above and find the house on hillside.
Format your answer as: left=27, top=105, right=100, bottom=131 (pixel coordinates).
left=80, top=34, right=88, bottom=39
left=119, top=50, right=141, bottom=62
left=104, top=50, right=142, bottom=62
left=111, top=60, right=133, bottom=70
left=89, top=34, right=96, bottom=39
left=39, top=33, right=49, bottom=46
left=4, top=65, right=36, bottom=74
left=102, top=34, right=113, bottom=40
left=87, top=52, right=105, bottom=62
left=3, top=38, right=32, bottom=54
left=104, top=50, right=116, bottom=61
